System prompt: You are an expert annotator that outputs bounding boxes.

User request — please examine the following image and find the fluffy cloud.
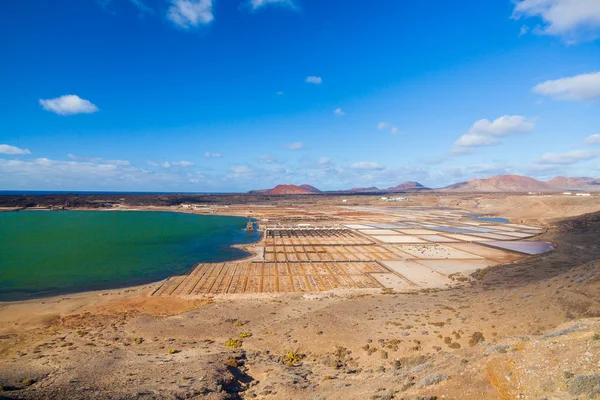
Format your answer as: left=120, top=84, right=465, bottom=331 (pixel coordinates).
left=334, top=108, right=345, bottom=116
left=377, top=121, right=390, bottom=130
left=68, top=154, right=130, bottom=166
left=248, top=0, right=297, bottom=10
left=305, top=76, right=322, bottom=85
left=377, top=122, right=399, bottom=134
left=452, top=115, right=535, bottom=153
left=318, top=157, right=331, bottom=166
left=285, top=142, right=304, bottom=150
left=39, top=95, right=99, bottom=116
left=0, top=155, right=212, bottom=190
left=259, top=155, right=280, bottom=164
left=0, top=144, right=31, bottom=155
left=147, top=161, right=172, bottom=168
left=537, top=150, right=597, bottom=165
left=533, top=72, right=600, bottom=101
left=585, top=134, right=600, bottom=144
left=172, top=161, right=194, bottom=167
left=205, top=152, right=221, bottom=158
left=167, top=0, right=213, bottom=29
left=350, top=161, right=385, bottom=171
left=512, top=0, right=600, bottom=41
left=146, top=160, right=193, bottom=168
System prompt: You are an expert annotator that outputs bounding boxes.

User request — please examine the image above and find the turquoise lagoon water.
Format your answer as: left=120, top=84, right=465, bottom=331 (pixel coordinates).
left=0, top=211, right=259, bottom=301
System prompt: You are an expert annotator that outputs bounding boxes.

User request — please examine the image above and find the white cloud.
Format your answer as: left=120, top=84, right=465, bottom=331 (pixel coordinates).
left=259, top=155, right=279, bottom=164
left=0, top=144, right=31, bottom=155
left=377, top=121, right=389, bottom=130
left=172, top=161, right=194, bottom=167
left=248, top=0, right=297, bottom=10
left=390, top=127, right=399, bottom=134
left=68, top=154, right=130, bottom=166
left=205, top=152, right=221, bottom=158
left=318, top=157, right=331, bottom=166
left=130, top=0, right=155, bottom=14
left=230, top=165, right=253, bottom=175
left=350, top=161, right=385, bottom=171
left=39, top=95, right=99, bottom=116
left=533, top=72, right=600, bottom=101
left=585, top=134, right=600, bottom=144
left=334, top=107, right=345, bottom=116
left=537, top=149, right=597, bottom=165
left=519, top=25, right=530, bottom=36
left=147, top=161, right=171, bottom=168
left=512, top=0, right=600, bottom=41
left=276, top=91, right=284, bottom=95
left=285, top=142, right=304, bottom=150
left=167, top=0, right=213, bottom=29
left=305, top=76, right=322, bottom=85
left=453, top=115, right=535, bottom=153
left=0, top=155, right=213, bottom=190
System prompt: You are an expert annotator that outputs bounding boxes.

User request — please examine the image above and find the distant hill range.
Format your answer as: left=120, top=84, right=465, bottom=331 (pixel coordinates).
left=249, top=175, right=600, bottom=194
left=546, top=176, right=600, bottom=191
left=386, top=181, right=430, bottom=192
left=442, top=175, right=600, bottom=193
left=249, top=181, right=430, bottom=195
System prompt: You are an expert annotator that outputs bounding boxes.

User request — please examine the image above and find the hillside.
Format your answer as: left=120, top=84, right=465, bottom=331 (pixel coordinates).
left=546, top=176, right=600, bottom=191
left=442, top=175, right=552, bottom=192
left=387, top=181, right=430, bottom=192
left=298, top=184, right=322, bottom=193
left=248, top=184, right=319, bottom=195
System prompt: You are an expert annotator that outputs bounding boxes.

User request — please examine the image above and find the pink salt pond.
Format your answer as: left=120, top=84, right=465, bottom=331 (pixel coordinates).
left=483, top=241, right=556, bottom=255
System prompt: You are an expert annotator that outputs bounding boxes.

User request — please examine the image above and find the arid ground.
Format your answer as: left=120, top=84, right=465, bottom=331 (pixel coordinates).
left=1, top=193, right=600, bottom=400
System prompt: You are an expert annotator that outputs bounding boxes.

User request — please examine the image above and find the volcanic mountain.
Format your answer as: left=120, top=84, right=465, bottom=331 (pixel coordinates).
left=546, top=176, right=600, bottom=190
left=298, top=184, right=322, bottom=193
left=442, top=175, right=553, bottom=192
left=387, top=181, right=430, bottom=192
left=248, top=184, right=320, bottom=195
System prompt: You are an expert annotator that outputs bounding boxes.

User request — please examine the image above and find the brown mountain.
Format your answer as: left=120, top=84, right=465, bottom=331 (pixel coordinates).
left=546, top=176, right=600, bottom=191
left=387, top=181, right=429, bottom=192
left=442, top=175, right=553, bottom=192
left=298, top=184, right=322, bottom=193
left=249, top=184, right=319, bottom=195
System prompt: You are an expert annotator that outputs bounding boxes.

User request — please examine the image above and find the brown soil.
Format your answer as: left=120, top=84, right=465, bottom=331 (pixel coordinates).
left=1, top=195, right=600, bottom=399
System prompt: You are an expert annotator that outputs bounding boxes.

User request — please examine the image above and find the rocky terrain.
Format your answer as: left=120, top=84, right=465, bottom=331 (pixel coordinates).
left=0, top=195, right=599, bottom=399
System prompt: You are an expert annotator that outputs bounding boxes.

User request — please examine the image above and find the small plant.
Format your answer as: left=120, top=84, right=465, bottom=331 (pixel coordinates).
left=133, top=337, right=144, bottom=345
left=239, top=332, right=252, bottom=339
left=167, top=349, right=180, bottom=354
left=233, top=321, right=246, bottom=327
left=593, top=333, right=600, bottom=340
left=469, top=332, right=485, bottom=346
left=225, top=339, right=242, bottom=349
left=21, top=379, right=34, bottom=386
left=224, top=358, right=239, bottom=368
left=283, top=349, right=303, bottom=366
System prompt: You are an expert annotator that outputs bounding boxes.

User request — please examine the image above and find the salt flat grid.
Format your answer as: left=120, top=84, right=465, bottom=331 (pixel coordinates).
left=152, top=206, right=552, bottom=297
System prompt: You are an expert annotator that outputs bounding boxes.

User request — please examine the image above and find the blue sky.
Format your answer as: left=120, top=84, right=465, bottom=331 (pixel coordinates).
left=1, top=0, right=600, bottom=192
